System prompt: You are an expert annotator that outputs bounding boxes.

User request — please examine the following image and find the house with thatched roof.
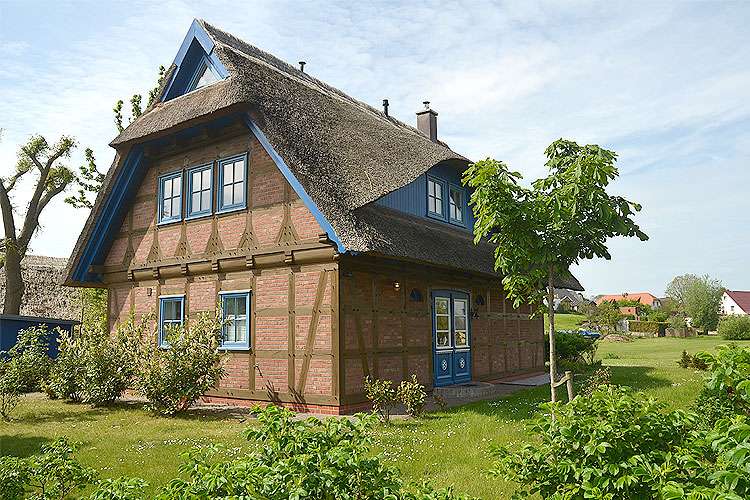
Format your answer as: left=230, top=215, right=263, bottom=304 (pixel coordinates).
left=66, top=20, right=582, bottom=414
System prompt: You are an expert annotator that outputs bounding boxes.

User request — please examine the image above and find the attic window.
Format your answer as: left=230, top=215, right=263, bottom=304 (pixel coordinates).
left=187, top=58, right=220, bottom=92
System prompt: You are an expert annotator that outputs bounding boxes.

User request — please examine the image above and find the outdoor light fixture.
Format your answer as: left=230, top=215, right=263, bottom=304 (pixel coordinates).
left=393, top=281, right=401, bottom=291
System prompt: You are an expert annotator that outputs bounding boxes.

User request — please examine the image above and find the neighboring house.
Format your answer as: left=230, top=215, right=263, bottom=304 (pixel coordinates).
left=552, top=288, right=591, bottom=312
left=65, top=20, right=582, bottom=414
left=596, top=292, right=662, bottom=309
left=0, top=255, right=81, bottom=320
left=721, top=291, right=750, bottom=315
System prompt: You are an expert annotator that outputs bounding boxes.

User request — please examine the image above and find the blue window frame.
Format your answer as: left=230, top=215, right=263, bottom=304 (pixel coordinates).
left=159, top=295, right=184, bottom=347
left=187, top=164, right=213, bottom=218
left=427, top=176, right=446, bottom=219
left=158, top=171, right=183, bottom=224
left=187, top=56, right=221, bottom=93
left=218, top=154, right=247, bottom=212
left=220, top=291, right=251, bottom=350
left=448, top=184, right=465, bottom=225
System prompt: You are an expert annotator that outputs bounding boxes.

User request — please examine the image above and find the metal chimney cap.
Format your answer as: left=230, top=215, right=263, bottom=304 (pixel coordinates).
left=423, top=100, right=431, bottom=109
left=298, top=61, right=306, bottom=72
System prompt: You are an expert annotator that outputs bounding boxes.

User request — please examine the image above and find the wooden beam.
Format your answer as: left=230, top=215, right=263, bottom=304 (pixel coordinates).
left=296, top=269, right=328, bottom=393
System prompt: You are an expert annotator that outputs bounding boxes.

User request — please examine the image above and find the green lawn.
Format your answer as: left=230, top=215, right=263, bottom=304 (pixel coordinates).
left=545, top=312, right=586, bottom=331
left=1, top=336, right=744, bottom=498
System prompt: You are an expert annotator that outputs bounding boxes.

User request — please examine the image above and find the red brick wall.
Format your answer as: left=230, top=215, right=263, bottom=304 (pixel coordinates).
left=338, top=256, right=544, bottom=404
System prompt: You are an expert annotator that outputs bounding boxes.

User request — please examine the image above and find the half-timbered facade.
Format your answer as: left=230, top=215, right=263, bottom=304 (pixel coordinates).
left=66, top=20, right=582, bottom=414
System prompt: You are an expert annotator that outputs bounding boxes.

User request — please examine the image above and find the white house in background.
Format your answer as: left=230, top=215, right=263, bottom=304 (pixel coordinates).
left=721, top=290, right=750, bottom=315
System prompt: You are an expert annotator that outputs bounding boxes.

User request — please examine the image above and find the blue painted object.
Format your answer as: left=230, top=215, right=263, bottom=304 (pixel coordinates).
left=432, top=290, right=472, bottom=386
left=0, top=315, right=78, bottom=359
left=577, top=330, right=601, bottom=340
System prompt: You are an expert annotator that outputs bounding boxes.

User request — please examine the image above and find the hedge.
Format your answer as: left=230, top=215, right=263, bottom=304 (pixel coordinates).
left=629, top=320, right=667, bottom=336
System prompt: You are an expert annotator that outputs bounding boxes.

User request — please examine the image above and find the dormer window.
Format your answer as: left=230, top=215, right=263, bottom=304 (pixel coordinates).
left=427, top=176, right=445, bottom=218
left=449, top=185, right=464, bottom=223
left=187, top=58, right=221, bottom=92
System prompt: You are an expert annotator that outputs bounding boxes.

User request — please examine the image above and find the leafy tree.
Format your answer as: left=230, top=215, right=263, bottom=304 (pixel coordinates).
left=113, top=65, right=166, bottom=133
left=666, top=274, right=723, bottom=333
left=463, top=139, right=647, bottom=402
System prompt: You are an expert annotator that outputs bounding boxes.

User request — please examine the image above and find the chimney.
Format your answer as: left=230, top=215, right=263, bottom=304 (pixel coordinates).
left=416, top=101, right=438, bottom=142
left=298, top=61, right=306, bottom=72
left=382, top=99, right=389, bottom=117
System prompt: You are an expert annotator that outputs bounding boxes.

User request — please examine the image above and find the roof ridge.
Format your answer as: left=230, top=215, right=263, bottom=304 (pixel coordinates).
left=198, top=20, right=451, bottom=150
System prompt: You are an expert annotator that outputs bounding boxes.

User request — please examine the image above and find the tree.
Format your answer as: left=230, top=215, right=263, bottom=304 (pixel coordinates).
left=463, top=139, right=647, bottom=402
left=0, top=135, right=102, bottom=314
left=667, top=274, right=723, bottom=334
left=113, top=65, right=166, bottom=133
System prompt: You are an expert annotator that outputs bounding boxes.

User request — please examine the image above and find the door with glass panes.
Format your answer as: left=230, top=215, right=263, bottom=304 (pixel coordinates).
left=432, top=290, right=471, bottom=386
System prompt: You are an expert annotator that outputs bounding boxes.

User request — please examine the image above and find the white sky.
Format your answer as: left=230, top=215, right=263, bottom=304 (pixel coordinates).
left=1, top=0, right=748, bottom=297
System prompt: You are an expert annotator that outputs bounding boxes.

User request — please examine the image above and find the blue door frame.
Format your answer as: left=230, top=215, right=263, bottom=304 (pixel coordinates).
left=432, top=290, right=471, bottom=386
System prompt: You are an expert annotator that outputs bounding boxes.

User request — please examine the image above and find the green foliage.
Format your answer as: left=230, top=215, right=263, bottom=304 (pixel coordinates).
left=397, top=375, right=428, bottom=418
left=646, top=309, right=670, bottom=322
left=89, top=477, right=149, bottom=500
left=364, top=375, right=397, bottom=422
left=692, top=386, right=742, bottom=429
left=629, top=320, right=667, bottom=335
left=0, top=456, right=28, bottom=500
left=47, top=321, right=136, bottom=406
left=588, top=301, right=622, bottom=333
left=79, top=287, right=108, bottom=332
left=25, top=438, right=97, bottom=499
left=2, top=325, right=53, bottom=392
left=132, top=312, right=224, bottom=415
left=718, top=315, right=750, bottom=340
left=0, top=369, right=21, bottom=420
left=545, top=331, right=598, bottom=365
left=695, top=345, right=750, bottom=415
left=113, top=65, right=166, bottom=133
left=668, top=314, right=688, bottom=331
left=677, top=350, right=709, bottom=370
left=580, top=366, right=611, bottom=397
left=64, top=148, right=105, bottom=209
left=463, top=140, right=647, bottom=311
left=666, top=274, right=724, bottom=333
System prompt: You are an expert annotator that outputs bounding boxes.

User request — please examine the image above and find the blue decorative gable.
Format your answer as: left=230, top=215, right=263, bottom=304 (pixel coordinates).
left=375, top=162, right=475, bottom=232
left=161, top=19, right=229, bottom=101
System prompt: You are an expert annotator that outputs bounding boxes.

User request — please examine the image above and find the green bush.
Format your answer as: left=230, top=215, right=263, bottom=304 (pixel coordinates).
left=545, top=331, right=597, bottom=365
left=47, top=321, right=137, bottom=406
left=0, top=362, right=21, bottom=420
left=718, top=315, right=750, bottom=340
left=677, top=350, right=708, bottom=370
left=364, top=375, right=397, bottom=422
left=692, top=386, right=742, bottom=429
left=133, top=312, right=224, bottom=415
left=397, top=374, right=428, bottom=417
left=580, top=366, right=611, bottom=397
left=2, top=325, right=53, bottom=392
left=695, top=345, right=750, bottom=414
left=628, top=320, right=667, bottom=335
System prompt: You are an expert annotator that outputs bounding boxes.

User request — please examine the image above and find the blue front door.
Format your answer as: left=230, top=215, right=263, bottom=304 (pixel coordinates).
left=433, top=291, right=471, bottom=387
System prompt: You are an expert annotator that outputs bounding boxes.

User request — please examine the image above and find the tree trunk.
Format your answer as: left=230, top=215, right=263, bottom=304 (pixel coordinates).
left=548, top=267, right=557, bottom=403
left=3, top=247, right=23, bottom=315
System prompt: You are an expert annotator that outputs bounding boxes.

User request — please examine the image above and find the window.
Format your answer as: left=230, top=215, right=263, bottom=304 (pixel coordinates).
left=453, top=298, right=468, bottom=347
left=218, top=155, right=247, bottom=211
left=187, top=58, right=221, bottom=92
left=449, top=185, right=464, bottom=224
left=159, top=295, right=184, bottom=347
left=427, top=177, right=444, bottom=217
left=158, top=172, right=182, bottom=223
left=434, top=296, right=451, bottom=348
left=187, top=164, right=213, bottom=218
left=221, top=291, right=250, bottom=349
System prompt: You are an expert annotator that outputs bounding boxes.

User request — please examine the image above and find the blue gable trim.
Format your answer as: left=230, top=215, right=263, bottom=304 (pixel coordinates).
left=71, top=114, right=345, bottom=284
left=243, top=116, right=345, bottom=253
left=162, top=20, right=228, bottom=101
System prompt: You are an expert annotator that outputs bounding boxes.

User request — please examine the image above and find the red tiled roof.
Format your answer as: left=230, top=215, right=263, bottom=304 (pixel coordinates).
left=726, top=291, right=750, bottom=314
left=596, top=292, right=659, bottom=306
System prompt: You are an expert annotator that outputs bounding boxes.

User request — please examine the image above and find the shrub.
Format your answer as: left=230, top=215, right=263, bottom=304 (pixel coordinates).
left=89, top=477, right=149, bottom=500
left=628, top=320, right=667, bottom=336
left=2, top=325, right=53, bottom=392
left=47, top=321, right=137, bottom=406
left=0, top=456, right=27, bottom=500
left=718, top=315, right=750, bottom=340
left=491, top=386, right=698, bottom=499
left=133, top=312, right=224, bottom=415
left=580, top=366, right=611, bottom=397
left=695, top=345, right=750, bottom=414
left=0, top=365, right=21, bottom=420
left=545, top=331, right=597, bottom=365
left=24, top=438, right=97, bottom=499
left=364, top=375, right=397, bottom=422
left=692, top=386, right=742, bottom=428
left=677, top=350, right=708, bottom=370
left=397, top=375, right=427, bottom=417
left=668, top=314, right=688, bottom=330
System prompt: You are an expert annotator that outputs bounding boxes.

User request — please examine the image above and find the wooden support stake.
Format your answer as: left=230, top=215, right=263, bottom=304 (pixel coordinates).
left=565, top=370, right=574, bottom=401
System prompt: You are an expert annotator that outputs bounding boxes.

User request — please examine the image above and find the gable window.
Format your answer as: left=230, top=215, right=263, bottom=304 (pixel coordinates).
left=218, top=154, right=247, bottom=212
left=187, top=164, right=213, bottom=218
left=158, top=171, right=182, bottom=223
left=187, top=58, right=221, bottom=92
left=427, top=176, right=445, bottom=218
left=449, top=185, right=464, bottom=224
left=220, top=291, right=250, bottom=350
left=159, top=295, right=184, bottom=347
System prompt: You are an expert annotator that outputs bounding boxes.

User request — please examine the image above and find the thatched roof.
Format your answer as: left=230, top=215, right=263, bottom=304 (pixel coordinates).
left=67, top=20, right=582, bottom=291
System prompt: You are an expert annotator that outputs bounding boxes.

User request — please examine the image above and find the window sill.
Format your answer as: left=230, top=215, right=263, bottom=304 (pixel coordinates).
left=185, top=211, right=213, bottom=222
left=157, top=218, right=182, bottom=227
left=427, top=211, right=446, bottom=222
left=219, top=345, right=251, bottom=352
left=216, top=203, right=246, bottom=216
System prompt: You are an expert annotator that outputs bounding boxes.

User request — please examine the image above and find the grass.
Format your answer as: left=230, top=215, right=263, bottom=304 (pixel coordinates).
left=544, top=312, right=586, bottom=331
left=1, top=336, right=746, bottom=498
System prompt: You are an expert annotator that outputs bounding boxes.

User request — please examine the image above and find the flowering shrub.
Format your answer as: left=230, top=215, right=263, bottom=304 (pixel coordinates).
left=364, top=375, right=397, bottom=422
left=397, top=375, right=428, bottom=417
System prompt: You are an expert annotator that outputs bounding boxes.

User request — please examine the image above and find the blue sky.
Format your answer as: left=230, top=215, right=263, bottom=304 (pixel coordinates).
left=1, top=1, right=748, bottom=297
